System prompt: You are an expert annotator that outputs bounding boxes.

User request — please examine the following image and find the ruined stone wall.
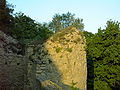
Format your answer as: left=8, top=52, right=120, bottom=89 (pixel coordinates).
left=31, top=27, right=87, bottom=90
left=0, top=31, right=28, bottom=89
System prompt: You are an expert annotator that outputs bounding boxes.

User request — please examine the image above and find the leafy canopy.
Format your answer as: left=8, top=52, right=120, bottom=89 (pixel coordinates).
left=48, top=12, right=84, bottom=32
left=88, top=20, right=120, bottom=90
left=12, top=12, right=53, bottom=45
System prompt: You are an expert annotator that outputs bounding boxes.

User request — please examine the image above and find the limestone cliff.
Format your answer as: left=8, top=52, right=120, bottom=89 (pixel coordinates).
left=34, top=27, right=87, bottom=90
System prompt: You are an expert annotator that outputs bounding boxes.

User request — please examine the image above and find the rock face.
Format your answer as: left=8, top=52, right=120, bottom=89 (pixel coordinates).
left=35, top=27, right=87, bottom=90
left=0, top=31, right=27, bottom=89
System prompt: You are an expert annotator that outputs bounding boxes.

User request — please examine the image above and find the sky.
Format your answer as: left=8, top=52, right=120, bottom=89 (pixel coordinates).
left=7, top=0, right=120, bottom=33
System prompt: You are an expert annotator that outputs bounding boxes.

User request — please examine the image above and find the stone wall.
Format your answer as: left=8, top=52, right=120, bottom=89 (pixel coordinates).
left=0, top=31, right=28, bottom=89
left=0, top=27, right=87, bottom=90
left=31, top=27, right=87, bottom=90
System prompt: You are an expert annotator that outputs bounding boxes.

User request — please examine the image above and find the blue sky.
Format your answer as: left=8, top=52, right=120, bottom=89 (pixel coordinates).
left=7, top=0, right=120, bottom=33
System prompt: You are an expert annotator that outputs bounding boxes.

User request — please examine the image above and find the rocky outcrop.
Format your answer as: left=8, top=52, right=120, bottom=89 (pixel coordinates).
left=0, top=31, right=28, bottom=89
left=32, top=27, right=87, bottom=90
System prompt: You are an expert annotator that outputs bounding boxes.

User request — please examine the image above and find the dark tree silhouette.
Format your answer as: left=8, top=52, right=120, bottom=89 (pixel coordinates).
left=0, top=0, right=14, bottom=34
left=0, top=0, right=7, bottom=29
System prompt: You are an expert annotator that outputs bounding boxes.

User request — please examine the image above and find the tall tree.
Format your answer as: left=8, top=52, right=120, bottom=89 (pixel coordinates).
left=48, top=12, right=84, bottom=32
left=12, top=13, right=37, bottom=42
left=0, top=0, right=14, bottom=34
left=83, top=31, right=95, bottom=90
left=12, top=12, right=53, bottom=44
left=89, top=20, right=120, bottom=90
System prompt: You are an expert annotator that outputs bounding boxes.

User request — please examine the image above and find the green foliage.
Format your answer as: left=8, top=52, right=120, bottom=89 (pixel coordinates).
left=87, top=20, right=120, bottom=90
left=48, top=12, right=84, bottom=32
left=70, top=86, right=79, bottom=90
left=12, top=13, right=36, bottom=40
left=11, top=12, right=53, bottom=45
left=83, top=31, right=95, bottom=90
left=70, top=81, right=79, bottom=90
left=83, top=31, right=94, bottom=45
left=35, top=23, right=53, bottom=41
left=55, top=47, right=62, bottom=53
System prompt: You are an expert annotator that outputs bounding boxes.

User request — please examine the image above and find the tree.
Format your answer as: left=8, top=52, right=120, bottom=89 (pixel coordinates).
left=0, top=0, right=14, bottom=34
left=12, top=13, right=37, bottom=42
left=12, top=12, right=53, bottom=44
left=83, top=31, right=95, bottom=90
left=48, top=12, right=84, bottom=32
left=89, top=20, right=120, bottom=90
left=0, top=0, right=6, bottom=26
left=11, top=12, right=53, bottom=55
